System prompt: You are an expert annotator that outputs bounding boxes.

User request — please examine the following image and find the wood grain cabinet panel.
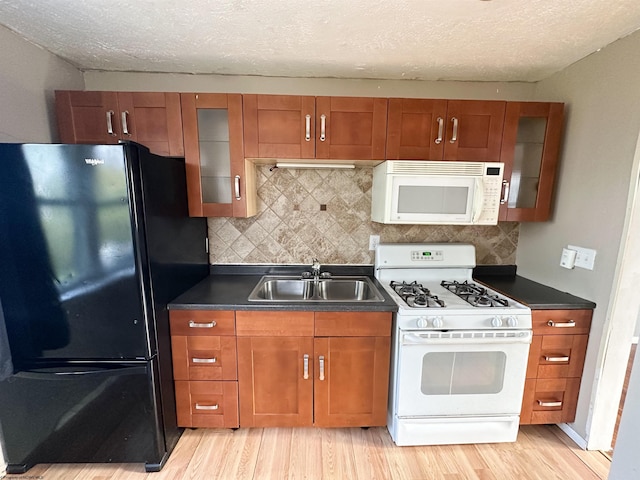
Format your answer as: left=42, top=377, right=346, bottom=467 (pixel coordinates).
left=236, top=311, right=392, bottom=428
left=386, top=98, right=505, bottom=162
left=499, top=102, right=564, bottom=222
left=170, top=310, right=238, bottom=428
left=243, top=95, right=388, bottom=161
left=237, top=336, right=314, bottom=427
left=181, top=93, right=257, bottom=218
left=313, top=336, right=391, bottom=427
left=55, top=91, right=183, bottom=156
left=175, top=380, right=239, bottom=428
left=171, top=335, right=237, bottom=381
left=521, top=309, right=592, bottom=425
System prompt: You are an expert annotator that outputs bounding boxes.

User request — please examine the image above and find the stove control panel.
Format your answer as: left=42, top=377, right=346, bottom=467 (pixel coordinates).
left=410, top=250, right=444, bottom=261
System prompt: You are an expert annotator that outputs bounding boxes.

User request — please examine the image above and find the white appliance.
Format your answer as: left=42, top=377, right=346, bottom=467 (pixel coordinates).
left=375, top=243, right=532, bottom=446
left=371, top=161, right=505, bottom=225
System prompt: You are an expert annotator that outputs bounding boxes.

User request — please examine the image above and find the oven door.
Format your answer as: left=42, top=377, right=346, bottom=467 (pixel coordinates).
left=395, top=330, right=531, bottom=417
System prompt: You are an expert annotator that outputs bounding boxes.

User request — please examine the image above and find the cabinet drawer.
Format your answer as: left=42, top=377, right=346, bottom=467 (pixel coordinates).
left=532, top=310, right=592, bottom=335
left=526, top=334, right=588, bottom=379
left=175, top=380, right=239, bottom=428
left=172, top=336, right=237, bottom=381
left=314, top=312, right=392, bottom=337
left=236, top=311, right=314, bottom=336
left=170, top=310, right=235, bottom=336
left=520, top=377, right=580, bottom=425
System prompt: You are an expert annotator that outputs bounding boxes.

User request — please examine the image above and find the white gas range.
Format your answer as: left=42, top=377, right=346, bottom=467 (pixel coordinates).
left=375, top=243, right=532, bottom=446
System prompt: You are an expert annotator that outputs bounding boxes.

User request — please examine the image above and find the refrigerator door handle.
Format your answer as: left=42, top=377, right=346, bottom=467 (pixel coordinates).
left=14, top=365, right=148, bottom=380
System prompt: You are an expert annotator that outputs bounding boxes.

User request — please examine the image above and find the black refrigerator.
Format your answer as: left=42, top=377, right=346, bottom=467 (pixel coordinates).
left=0, top=142, right=209, bottom=473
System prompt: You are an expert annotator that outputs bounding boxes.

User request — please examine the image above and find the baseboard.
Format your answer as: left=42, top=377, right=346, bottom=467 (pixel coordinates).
left=557, top=423, right=588, bottom=449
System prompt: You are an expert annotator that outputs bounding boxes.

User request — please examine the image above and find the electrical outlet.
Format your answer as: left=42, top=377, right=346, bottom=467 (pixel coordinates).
left=568, top=245, right=597, bottom=270
left=369, top=235, right=380, bottom=251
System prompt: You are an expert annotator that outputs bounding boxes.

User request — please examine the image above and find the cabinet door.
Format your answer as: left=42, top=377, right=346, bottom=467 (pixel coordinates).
left=386, top=98, right=448, bottom=160
left=499, top=102, right=564, bottom=221
left=55, top=91, right=120, bottom=145
left=443, top=100, right=506, bottom=161
left=315, top=97, right=388, bottom=160
left=243, top=94, right=315, bottom=159
left=116, top=92, right=184, bottom=156
left=313, top=336, right=390, bottom=427
left=237, top=336, right=313, bottom=427
left=181, top=93, right=256, bottom=217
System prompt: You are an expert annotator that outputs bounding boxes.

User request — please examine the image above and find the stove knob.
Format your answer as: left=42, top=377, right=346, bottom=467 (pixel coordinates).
left=506, top=316, right=518, bottom=327
left=491, top=316, right=503, bottom=328
left=416, top=317, right=428, bottom=328
left=431, top=316, right=444, bottom=328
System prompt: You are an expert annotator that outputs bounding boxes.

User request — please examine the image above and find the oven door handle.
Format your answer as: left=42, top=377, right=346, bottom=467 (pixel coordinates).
left=401, top=331, right=532, bottom=346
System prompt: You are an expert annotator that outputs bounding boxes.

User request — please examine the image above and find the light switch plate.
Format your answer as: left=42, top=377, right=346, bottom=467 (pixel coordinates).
left=568, top=245, right=597, bottom=270
left=560, top=248, right=577, bottom=269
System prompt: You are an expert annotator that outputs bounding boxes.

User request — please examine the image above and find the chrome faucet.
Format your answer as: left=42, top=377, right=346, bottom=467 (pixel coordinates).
left=311, top=258, right=321, bottom=280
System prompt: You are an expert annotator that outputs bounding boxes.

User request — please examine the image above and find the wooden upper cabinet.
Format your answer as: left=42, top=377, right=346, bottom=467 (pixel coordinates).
left=386, top=99, right=505, bottom=162
left=55, top=91, right=184, bottom=156
left=181, top=93, right=257, bottom=218
left=243, top=95, right=315, bottom=159
left=499, top=102, right=564, bottom=222
left=242, top=95, right=388, bottom=161
left=315, top=96, right=388, bottom=160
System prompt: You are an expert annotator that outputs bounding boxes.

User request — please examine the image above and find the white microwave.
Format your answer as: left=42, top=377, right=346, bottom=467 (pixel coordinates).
left=371, top=161, right=504, bottom=225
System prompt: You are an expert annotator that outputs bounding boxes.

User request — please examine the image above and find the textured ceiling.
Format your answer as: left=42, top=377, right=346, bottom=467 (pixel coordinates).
left=1, top=0, right=640, bottom=82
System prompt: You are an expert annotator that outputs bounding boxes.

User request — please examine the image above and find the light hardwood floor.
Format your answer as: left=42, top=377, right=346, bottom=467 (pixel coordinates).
left=3, top=425, right=610, bottom=480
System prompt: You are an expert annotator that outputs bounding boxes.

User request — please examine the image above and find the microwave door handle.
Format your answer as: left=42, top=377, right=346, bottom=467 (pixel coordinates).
left=472, top=178, right=484, bottom=223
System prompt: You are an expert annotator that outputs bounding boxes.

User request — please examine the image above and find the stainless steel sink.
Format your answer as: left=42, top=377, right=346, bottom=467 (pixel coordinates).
left=247, top=275, right=385, bottom=302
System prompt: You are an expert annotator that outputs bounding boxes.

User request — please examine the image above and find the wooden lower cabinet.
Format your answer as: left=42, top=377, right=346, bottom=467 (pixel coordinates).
left=175, top=380, right=239, bottom=428
left=236, top=310, right=392, bottom=428
left=169, top=310, right=239, bottom=428
left=520, top=309, right=592, bottom=425
left=313, top=336, right=390, bottom=427
left=237, top=336, right=314, bottom=427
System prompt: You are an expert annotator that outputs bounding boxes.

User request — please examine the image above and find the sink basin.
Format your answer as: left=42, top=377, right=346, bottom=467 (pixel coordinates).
left=247, top=276, right=385, bottom=302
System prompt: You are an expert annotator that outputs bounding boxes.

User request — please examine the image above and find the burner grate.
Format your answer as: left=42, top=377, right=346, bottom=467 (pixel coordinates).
left=390, top=281, right=445, bottom=308
left=440, top=280, right=509, bottom=308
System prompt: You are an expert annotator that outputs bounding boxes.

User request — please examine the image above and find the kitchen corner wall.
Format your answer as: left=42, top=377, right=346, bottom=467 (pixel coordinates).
left=208, top=165, right=518, bottom=265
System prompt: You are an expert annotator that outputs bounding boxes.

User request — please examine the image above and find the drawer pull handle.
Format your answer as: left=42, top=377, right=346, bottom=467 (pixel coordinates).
left=188, top=320, right=217, bottom=328
left=319, top=355, right=325, bottom=381
left=544, top=355, right=570, bottom=362
left=195, top=403, right=219, bottom=411
left=303, top=354, right=309, bottom=380
left=537, top=400, right=562, bottom=407
left=547, top=320, right=576, bottom=328
left=192, top=357, right=217, bottom=364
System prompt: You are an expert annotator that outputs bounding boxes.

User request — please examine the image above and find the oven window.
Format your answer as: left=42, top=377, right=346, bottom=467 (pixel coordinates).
left=420, top=351, right=507, bottom=395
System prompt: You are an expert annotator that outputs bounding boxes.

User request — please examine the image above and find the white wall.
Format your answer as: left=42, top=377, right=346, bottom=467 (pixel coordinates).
left=609, top=343, right=640, bottom=478
left=519, top=30, right=640, bottom=445
left=84, top=71, right=536, bottom=100
left=0, top=25, right=83, bottom=474
left=0, top=25, right=84, bottom=143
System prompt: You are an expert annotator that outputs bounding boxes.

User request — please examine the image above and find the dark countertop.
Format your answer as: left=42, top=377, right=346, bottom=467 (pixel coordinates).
left=473, top=265, right=596, bottom=310
left=168, top=264, right=398, bottom=312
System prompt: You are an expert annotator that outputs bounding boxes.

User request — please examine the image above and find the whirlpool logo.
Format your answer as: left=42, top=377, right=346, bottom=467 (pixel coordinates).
left=84, top=158, right=105, bottom=166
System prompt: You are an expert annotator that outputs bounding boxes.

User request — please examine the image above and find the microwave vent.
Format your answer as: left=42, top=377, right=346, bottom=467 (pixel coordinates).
left=385, top=161, right=486, bottom=176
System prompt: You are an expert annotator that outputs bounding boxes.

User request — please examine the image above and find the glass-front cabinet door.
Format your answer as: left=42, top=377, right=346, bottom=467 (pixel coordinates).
left=181, top=93, right=257, bottom=217
left=499, top=102, right=564, bottom=222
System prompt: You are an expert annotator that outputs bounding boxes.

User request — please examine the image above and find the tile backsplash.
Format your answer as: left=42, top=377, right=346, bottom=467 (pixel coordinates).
left=208, top=166, right=518, bottom=265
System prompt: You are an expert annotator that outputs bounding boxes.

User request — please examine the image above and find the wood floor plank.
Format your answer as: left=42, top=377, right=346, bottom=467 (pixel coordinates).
left=288, top=427, right=323, bottom=479
left=5, top=425, right=609, bottom=480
